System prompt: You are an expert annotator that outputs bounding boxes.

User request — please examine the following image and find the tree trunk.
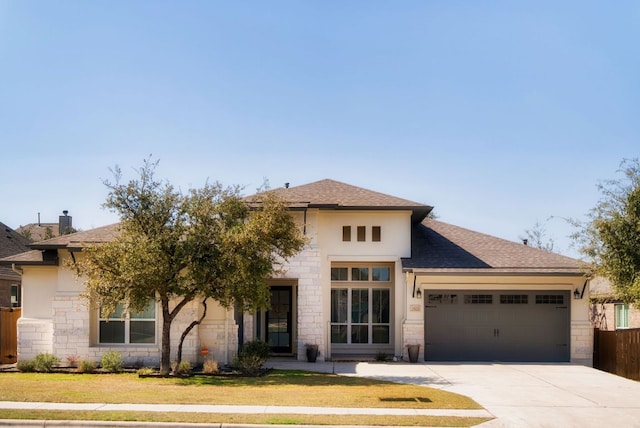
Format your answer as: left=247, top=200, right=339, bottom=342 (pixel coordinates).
left=160, top=299, right=172, bottom=375
left=175, top=298, right=208, bottom=372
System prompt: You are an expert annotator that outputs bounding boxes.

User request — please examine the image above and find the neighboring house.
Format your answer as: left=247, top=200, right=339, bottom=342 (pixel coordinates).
left=0, top=222, right=31, bottom=308
left=16, top=211, right=74, bottom=242
left=590, top=276, right=640, bottom=331
left=0, top=179, right=593, bottom=367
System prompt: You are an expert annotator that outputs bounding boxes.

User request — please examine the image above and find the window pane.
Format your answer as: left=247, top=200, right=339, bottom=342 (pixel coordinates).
left=357, top=226, right=366, bottom=241
left=351, top=325, right=368, bottom=343
left=372, top=267, right=390, bottom=281
left=342, top=226, right=351, bottom=242
left=351, top=289, right=369, bottom=323
left=351, top=267, right=369, bottom=281
left=331, top=325, right=347, bottom=343
left=99, top=321, right=125, bottom=343
left=372, top=289, right=390, bottom=323
left=131, top=301, right=156, bottom=319
left=372, top=325, right=389, bottom=343
left=616, top=304, right=629, bottom=329
left=130, top=320, right=155, bottom=343
left=331, top=267, right=348, bottom=281
left=102, top=304, right=125, bottom=320
left=331, top=289, right=348, bottom=323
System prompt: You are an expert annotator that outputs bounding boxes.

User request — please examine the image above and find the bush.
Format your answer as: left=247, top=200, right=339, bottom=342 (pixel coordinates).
left=66, top=354, right=80, bottom=368
left=17, top=359, right=35, bottom=372
left=203, top=359, right=219, bottom=374
left=77, top=359, right=96, bottom=374
left=33, top=353, right=60, bottom=372
left=101, top=351, right=124, bottom=373
left=137, top=367, right=155, bottom=376
left=233, top=340, right=270, bottom=376
left=172, top=360, right=191, bottom=375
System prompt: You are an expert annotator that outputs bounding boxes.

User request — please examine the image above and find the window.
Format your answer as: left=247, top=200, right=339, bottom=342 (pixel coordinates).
left=535, top=295, right=564, bottom=305
left=10, top=284, right=20, bottom=307
left=99, top=301, right=156, bottom=344
left=357, top=226, right=366, bottom=242
left=464, top=294, right=493, bottom=304
left=372, top=226, right=381, bottom=242
left=428, top=294, right=458, bottom=304
left=342, top=226, right=351, bottom=242
left=615, top=304, right=629, bottom=329
left=500, top=294, right=528, bottom=304
left=330, top=264, right=392, bottom=345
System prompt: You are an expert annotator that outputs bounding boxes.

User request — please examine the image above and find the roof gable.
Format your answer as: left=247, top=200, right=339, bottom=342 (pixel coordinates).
left=404, top=219, right=583, bottom=275
left=0, top=222, right=32, bottom=278
left=253, top=179, right=433, bottom=222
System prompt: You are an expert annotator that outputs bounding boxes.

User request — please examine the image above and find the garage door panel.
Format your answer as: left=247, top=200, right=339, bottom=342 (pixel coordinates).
left=425, top=290, right=570, bottom=362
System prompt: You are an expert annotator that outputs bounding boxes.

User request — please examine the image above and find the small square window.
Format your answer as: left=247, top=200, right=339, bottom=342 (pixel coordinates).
left=351, top=267, right=369, bottom=281
left=372, top=226, right=381, bottom=242
left=357, top=226, right=366, bottom=242
left=342, top=226, right=351, bottom=242
left=331, top=267, right=348, bottom=281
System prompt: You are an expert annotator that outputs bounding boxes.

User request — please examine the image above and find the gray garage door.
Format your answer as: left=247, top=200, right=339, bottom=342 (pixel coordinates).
left=424, top=290, right=570, bottom=362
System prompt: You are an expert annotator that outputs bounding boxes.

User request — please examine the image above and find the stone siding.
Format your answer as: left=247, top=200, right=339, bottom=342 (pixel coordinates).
left=571, top=320, right=593, bottom=366
left=402, top=320, right=424, bottom=362
left=17, top=318, right=53, bottom=359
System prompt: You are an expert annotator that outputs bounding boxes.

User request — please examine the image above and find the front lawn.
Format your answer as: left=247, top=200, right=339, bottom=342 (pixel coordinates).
left=0, top=370, right=490, bottom=426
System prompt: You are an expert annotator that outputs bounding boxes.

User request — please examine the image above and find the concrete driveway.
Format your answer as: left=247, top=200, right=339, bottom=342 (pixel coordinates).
left=268, top=360, right=640, bottom=427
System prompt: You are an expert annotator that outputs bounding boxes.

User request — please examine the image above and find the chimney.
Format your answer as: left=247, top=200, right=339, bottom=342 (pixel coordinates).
left=285, top=182, right=290, bottom=189
left=522, top=238, right=528, bottom=246
left=59, top=210, right=72, bottom=235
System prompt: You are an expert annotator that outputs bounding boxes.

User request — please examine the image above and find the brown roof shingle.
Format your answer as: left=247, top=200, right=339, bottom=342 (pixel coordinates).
left=403, top=219, right=584, bottom=275
left=0, top=222, right=32, bottom=279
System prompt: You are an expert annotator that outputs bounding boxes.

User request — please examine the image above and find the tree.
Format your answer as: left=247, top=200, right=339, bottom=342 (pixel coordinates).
left=572, top=158, right=640, bottom=304
left=521, top=220, right=555, bottom=252
left=73, top=159, right=306, bottom=374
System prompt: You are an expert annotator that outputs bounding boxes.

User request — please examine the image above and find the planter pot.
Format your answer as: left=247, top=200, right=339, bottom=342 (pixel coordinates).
left=407, top=344, right=420, bottom=363
left=306, top=345, right=319, bottom=363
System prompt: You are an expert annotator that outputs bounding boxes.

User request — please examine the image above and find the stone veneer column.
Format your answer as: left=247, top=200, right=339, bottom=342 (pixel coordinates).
left=571, top=320, right=593, bottom=366
left=51, top=292, right=91, bottom=360
left=286, top=248, right=322, bottom=361
left=402, top=320, right=424, bottom=361
left=17, top=318, right=53, bottom=360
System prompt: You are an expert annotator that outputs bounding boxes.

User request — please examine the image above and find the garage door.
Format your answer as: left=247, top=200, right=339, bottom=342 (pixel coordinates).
left=424, top=290, right=570, bottom=362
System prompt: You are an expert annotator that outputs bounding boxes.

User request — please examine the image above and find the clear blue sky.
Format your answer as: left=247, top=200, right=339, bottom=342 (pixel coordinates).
left=1, top=1, right=638, bottom=258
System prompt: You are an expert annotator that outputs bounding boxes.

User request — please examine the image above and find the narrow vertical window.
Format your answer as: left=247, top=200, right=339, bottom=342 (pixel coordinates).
left=372, top=226, right=381, bottom=242
left=357, top=226, right=366, bottom=241
left=342, top=226, right=351, bottom=242
left=10, top=284, right=20, bottom=307
left=615, top=304, right=629, bottom=329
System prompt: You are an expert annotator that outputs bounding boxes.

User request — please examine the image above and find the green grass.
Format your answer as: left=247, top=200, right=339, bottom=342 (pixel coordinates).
left=0, top=370, right=490, bottom=426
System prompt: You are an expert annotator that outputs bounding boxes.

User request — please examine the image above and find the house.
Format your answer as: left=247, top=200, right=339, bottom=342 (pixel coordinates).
left=0, top=222, right=31, bottom=308
left=16, top=211, right=75, bottom=242
left=590, top=276, right=640, bottom=331
left=0, top=179, right=593, bottom=366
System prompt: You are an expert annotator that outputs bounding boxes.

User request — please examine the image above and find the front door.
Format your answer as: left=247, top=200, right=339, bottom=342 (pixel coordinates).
left=267, top=286, right=292, bottom=353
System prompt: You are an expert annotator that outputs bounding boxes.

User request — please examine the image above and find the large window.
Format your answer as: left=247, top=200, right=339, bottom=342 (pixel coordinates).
left=99, top=301, right=156, bottom=344
left=330, top=264, right=391, bottom=345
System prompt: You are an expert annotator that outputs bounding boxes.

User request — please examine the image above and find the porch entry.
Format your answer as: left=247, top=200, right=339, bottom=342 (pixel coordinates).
left=257, top=285, right=295, bottom=354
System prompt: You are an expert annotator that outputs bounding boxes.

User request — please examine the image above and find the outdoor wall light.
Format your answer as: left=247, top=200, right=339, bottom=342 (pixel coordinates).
left=416, top=288, right=422, bottom=299
left=573, top=288, right=581, bottom=299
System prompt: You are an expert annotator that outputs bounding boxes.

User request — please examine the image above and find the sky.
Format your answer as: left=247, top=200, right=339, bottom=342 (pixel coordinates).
left=1, top=1, right=638, bottom=259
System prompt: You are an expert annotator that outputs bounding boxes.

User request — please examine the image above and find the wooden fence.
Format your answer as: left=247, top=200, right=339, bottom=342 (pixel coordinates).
left=0, top=308, right=20, bottom=364
left=593, top=328, right=640, bottom=381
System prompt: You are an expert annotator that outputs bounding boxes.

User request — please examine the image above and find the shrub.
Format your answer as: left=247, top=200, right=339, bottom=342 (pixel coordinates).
left=77, top=359, right=96, bottom=374
left=66, top=354, right=80, bottom=368
left=101, top=351, right=124, bottom=373
left=137, top=367, right=155, bottom=376
left=203, top=359, right=219, bottom=374
left=17, top=359, right=35, bottom=373
left=233, top=340, right=270, bottom=376
left=172, top=360, right=191, bottom=375
left=33, top=353, right=60, bottom=372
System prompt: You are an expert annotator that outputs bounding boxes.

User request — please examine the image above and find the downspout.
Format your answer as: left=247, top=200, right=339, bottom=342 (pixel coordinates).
left=11, top=264, right=23, bottom=276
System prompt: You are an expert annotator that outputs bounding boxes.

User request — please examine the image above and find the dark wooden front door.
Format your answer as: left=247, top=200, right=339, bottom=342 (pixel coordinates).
left=267, top=286, right=292, bottom=353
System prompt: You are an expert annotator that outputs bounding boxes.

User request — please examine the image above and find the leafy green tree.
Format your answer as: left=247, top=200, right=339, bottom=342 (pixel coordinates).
left=73, top=159, right=306, bottom=374
left=572, top=158, right=640, bottom=303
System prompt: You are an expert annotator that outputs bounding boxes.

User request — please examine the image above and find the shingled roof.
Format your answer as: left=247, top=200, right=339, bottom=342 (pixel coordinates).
left=403, top=219, right=584, bottom=275
left=0, top=224, right=121, bottom=266
left=0, top=222, right=31, bottom=279
left=254, top=179, right=433, bottom=223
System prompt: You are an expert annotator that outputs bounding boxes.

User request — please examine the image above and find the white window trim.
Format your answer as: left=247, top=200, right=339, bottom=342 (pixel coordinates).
left=615, top=303, right=630, bottom=330
left=98, top=302, right=158, bottom=345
